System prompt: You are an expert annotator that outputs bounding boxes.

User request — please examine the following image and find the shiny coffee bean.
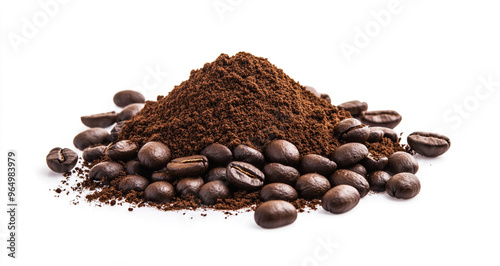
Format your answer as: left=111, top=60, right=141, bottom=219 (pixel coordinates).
left=334, top=118, right=370, bottom=143
left=89, top=161, right=123, bottom=181
left=254, top=200, right=297, bottom=229
left=299, top=154, right=337, bottom=177
left=322, top=185, right=360, bottom=214
left=295, top=173, right=331, bottom=199
left=386, top=151, right=419, bottom=174
left=144, top=181, right=175, bottom=203
left=201, top=143, right=233, bottom=166
left=337, top=100, right=368, bottom=117
left=366, top=171, right=391, bottom=192
left=260, top=183, right=298, bottom=202
left=151, top=169, right=175, bottom=182
left=361, top=110, right=402, bottom=129
left=331, top=143, right=369, bottom=168
left=82, top=145, right=106, bottom=162
left=346, top=164, right=367, bottom=177
left=205, top=167, right=227, bottom=182
left=263, top=163, right=300, bottom=186
left=176, top=177, right=204, bottom=196
left=329, top=169, right=370, bottom=198
left=320, top=94, right=331, bottom=103
left=110, top=121, right=126, bottom=141
left=226, top=161, right=265, bottom=190
left=126, top=160, right=142, bottom=175
left=73, top=128, right=110, bottom=151
left=304, top=86, right=320, bottom=97
left=117, top=103, right=144, bottom=121
left=137, top=141, right=172, bottom=170
left=232, top=144, right=265, bottom=167
left=105, top=140, right=139, bottom=161
left=118, top=175, right=149, bottom=193
left=386, top=173, right=421, bottom=199
left=360, top=154, right=388, bottom=172
left=81, top=111, right=117, bottom=128
left=264, top=140, right=300, bottom=166
left=407, top=132, right=451, bottom=157
left=370, top=127, right=399, bottom=142
left=367, top=127, right=384, bottom=143
left=167, top=155, right=209, bottom=178
left=198, top=180, right=231, bottom=205
left=46, top=147, right=78, bottom=173
left=113, top=90, right=146, bottom=108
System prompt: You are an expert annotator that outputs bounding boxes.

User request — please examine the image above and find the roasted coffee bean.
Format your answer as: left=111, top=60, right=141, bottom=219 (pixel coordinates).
left=110, top=121, right=126, bottom=141
left=260, top=183, right=298, bottom=202
left=264, top=140, right=300, bottom=166
left=263, top=163, right=300, bottom=186
left=360, top=154, right=388, bottom=172
left=295, top=173, right=331, bottom=199
left=331, top=143, right=369, bottom=168
left=73, top=128, right=110, bottom=151
left=320, top=94, right=331, bottom=103
left=201, top=143, right=233, bottom=166
left=82, top=145, right=106, bottom=162
left=105, top=140, right=139, bottom=161
left=346, top=164, right=367, bottom=177
left=205, top=167, right=227, bottom=182
left=226, top=161, right=265, bottom=190
left=151, top=169, right=175, bottom=182
left=46, top=147, right=78, bottom=173
left=367, top=171, right=391, bottom=192
left=386, top=151, right=419, bottom=174
left=126, top=160, right=142, bottom=175
left=118, top=175, right=149, bottom=193
left=117, top=103, right=144, bottom=122
left=299, top=154, right=337, bottom=177
left=198, top=180, right=231, bottom=205
left=167, top=155, right=209, bottom=178
left=176, top=177, right=204, bottom=196
left=334, top=118, right=370, bottom=143
left=144, top=181, right=175, bottom=203
left=367, top=127, right=384, bottom=143
left=137, top=141, right=172, bottom=170
left=360, top=110, right=402, bottom=129
left=407, top=132, right=451, bottom=157
left=254, top=200, right=297, bottom=229
left=304, top=86, right=320, bottom=97
left=329, top=169, right=370, bottom=198
left=81, top=111, right=117, bottom=128
left=337, top=100, right=368, bottom=117
left=232, top=144, right=265, bottom=167
left=89, top=161, right=123, bottom=181
left=385, top=173, right=421, bottom=199
left=370, top=127, right=398, bottom=142
left=113, top=90, right=146, bottom=108
left=322, top=185, right=360, bottom=214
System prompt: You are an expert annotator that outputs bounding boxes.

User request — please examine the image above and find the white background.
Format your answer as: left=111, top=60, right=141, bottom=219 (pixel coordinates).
left=1, top=0, right=500, bottom=265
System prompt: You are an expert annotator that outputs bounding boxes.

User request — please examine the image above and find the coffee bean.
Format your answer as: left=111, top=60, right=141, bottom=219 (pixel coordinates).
left=117, top=103, right=144, bottom=122
left=366, top=171, right=391, bottom=192
left=110, top=121, right=126, bottom=141
left=167, top=155, right=209, bottom=178
left=385, top=173, right=421, bottom=199
left=334, top=118, right=370, bottom=143
left=82, top=145, right=106, bottom=162
left=126, top=160, right=142, bottom=175
left=360, top=154, right=388, bottom=172
left=232, top=144, right=265, bottom=167
left=337, top=100, right=368, bottom=117
left=113, top=90, right=146, bottom=108
left=370, top=127, right=399, bottom=142
left=407, top=132, right=451, bottom=157
left=144, top=181, right=175, bottom=203
left=322, top=185, right=360, bottom=214
left=176, top=177, right=204, bottom=196
left=73, top=128, right=111, bottom=151
left=264, top=140, right=300, bottom=166
left=81, top=111, right=117, bottom=128
left=118, top=175, right=149, bottom=193
left=360, top=110, right=402, bottom=129
left=299, top=154, right=337, bottom=177
left=89, top=161, right=123, bottom=181
left=346, top=164, right=367, bottom=177
left=198, top=180, right=231, bottom=205
left=105, top=140, right=139, bottom=161
left=151, top=169, right=175, bottom=182
left=205, top=167, right=227, bottom=182
left=331, top=143, right=369, bottom=168
left=263, top=163, right=300, bottom=186
left=329, top=169, right=370, bottom=198
left=137, top=141, right=172, bottom=170
left=226, top=161, right=265, bottom=190
left=320, top=94, right=331, bottom=104
left=367, top=127, right=384, bottom=143
left=46, top=147, right=78, bottom=173
left=295, top=173, right=331, bottom=199
left=386, top=151, right=419, bottom=174
left=304, top=86, right=320, bottom=97
left=201, top=143, right=233, bottom=166
left=260, top=183, right=298, bottom=202
left=254, top=200, right=297, bottom=229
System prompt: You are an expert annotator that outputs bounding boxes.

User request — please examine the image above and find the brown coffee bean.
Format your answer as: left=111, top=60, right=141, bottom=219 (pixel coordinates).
left=329, top=169, right=370, bottom=198
left=331, top=143, right=369, bottom=168
left=299, top=154, right=337, bottom=177
left=81, top=111, right=117, bottom=128
left=82, top=145, right=106, bottom=162
left=126, top=160, right=142, bottom=175
left=360, top=154, right=388, bottom=172
left=118, top=175, right=149, bottom=193
left=337, top=100, right=368, bottom=117
left=201, top=143, right=233, bottom=166
left=204, top=167, right=227, bottom=182
left=89, top=161, right=123, bottom=181
left=295, top=173, right=331, bottom=199
left=367, top=127, right=384, bottom=143
left=407, top=132, right=451, bottom=157
left=320, top=94, right=331, bottom=103
left=176, top=177, right=204, bottom=196
left=105, top=140, right=139, bottom=161
left=370, top=127, right=399, bottom=142
left=167, top=155, right=209, bottom=178
left=113, top=90, right=146, bottom=108
left=138, top=141, right=172, bottom=170
left=346, top=164, right=367, bottom=177
left=263, top=163, right=300, bottom=186
left=110, top=121, right=126, bottom=141
left=366, top=171, right=391, bottom=192
left=322, top=185, right=360, bottom=214
left=150, top=169, right=175, bottom=182
left=360, top=110, right=402, bottom=129
left=198, top=180, right=231, bottom=205
left=73, top=128, right=111, bottom=151
left=144, top=181, right=175, bottom=203
left=46, top=147, right=78, bottom=173
left=304, top=86, right=320, bottom=97
left=117, top=103, right=144, bottom=121
left=260, top=183, right=298, bottom=202
left=386, top=173, right=421, bottom=199
left=386, top=151, right=419, bottom=174
left=334, top=118, right=370, bottom=143
left=232, top=144, right=265, bottom=168
left=226, top=161, right=265, bottom=190
left=254, top=200, right=297, bottom=229
left=264, top=140, right=300, bottom=166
